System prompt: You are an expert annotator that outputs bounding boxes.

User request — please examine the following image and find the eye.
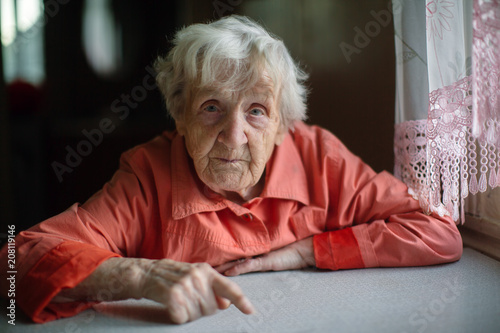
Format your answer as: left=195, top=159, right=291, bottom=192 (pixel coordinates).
left=249, top=108, right=264, bottom=116
left=204, top=104, right=219, bottom=112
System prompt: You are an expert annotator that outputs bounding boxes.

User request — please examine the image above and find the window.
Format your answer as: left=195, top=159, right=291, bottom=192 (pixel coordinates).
left=1, top=0, right=45, bottom=85
left=461, top=188, right=500, bottom=261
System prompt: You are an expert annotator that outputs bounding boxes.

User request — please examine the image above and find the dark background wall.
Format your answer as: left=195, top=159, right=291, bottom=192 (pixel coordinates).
left=0, top=0, right=395, bottom=232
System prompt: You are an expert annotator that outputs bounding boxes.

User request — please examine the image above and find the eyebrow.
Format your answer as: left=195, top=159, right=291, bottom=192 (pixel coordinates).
left=196, top=86, right=275, bottom=102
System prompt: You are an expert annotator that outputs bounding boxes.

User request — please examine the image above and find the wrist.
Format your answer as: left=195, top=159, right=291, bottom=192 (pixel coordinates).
left=108, top=257, right=152, bottom=300
left=298, top=237, right=316, bottom=267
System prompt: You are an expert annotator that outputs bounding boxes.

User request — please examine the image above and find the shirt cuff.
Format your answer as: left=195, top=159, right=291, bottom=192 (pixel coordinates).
left=313, top=228, right=365, bottom=270
left=18, top=241, right=121, bottom=323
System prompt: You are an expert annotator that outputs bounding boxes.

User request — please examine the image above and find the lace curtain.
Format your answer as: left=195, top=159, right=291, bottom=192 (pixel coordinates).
left=393, top=0, right=500, bottom=223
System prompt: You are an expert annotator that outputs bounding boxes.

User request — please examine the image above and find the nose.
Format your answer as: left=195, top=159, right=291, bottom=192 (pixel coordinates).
left=217, top=111, right=248, bottom=149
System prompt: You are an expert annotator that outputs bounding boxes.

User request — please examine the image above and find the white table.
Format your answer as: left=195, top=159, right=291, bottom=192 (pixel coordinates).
left=2, top=248, right=500, bottom=332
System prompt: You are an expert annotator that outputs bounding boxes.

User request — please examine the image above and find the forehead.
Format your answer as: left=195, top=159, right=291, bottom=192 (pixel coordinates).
left=194, top=72, right=276, bottom=101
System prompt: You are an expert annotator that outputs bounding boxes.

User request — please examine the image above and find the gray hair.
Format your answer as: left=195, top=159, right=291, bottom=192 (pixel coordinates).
left=154, top=15, right=308, bottom=130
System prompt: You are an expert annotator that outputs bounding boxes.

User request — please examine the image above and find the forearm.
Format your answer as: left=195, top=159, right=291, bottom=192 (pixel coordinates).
left=52, top=257, right=150, bottom=303
left=363, top=212, right=462, bottom=267
left=314, top=211, right=462, bottom=270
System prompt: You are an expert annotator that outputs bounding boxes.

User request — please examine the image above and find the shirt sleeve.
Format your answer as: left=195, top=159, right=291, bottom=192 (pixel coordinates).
left=312, top=129, right=463, bottom=271
left=0, top=147, right=157, bottom=323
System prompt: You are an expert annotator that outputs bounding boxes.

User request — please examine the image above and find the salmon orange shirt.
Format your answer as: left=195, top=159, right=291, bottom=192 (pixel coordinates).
left=0, top=121, right=462, bottom=323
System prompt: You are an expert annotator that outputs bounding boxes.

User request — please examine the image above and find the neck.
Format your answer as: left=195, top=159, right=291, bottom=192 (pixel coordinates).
left=220, top=174, right=265, bottom=204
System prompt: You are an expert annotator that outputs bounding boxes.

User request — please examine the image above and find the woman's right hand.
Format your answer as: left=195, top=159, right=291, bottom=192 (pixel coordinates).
left=53, top=257, right=255, bottom=324
left=137, top=258, right=255, bottom=323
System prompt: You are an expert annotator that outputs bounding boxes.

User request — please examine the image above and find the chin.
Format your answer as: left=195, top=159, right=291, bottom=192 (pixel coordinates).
left=207, top=173, right=250, bottom=192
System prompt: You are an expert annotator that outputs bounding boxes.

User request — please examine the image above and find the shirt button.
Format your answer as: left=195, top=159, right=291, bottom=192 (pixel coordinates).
left=242, top=213, right=253, bottom=221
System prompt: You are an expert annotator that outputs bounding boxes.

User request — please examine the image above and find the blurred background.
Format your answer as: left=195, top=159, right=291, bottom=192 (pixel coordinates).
left=0, top=0, right=395, bottom=232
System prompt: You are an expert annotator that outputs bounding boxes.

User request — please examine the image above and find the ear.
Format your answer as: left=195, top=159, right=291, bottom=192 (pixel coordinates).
left=274, top=126, right=287, bottom=146
left=174, top=109, right=188, bottom=136
left=176, top=118, right=186, bottom=136
left=176, top=90, right=194, bottom=137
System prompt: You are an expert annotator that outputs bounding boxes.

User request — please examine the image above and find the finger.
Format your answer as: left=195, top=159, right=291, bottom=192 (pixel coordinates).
left=224, top=257, right=266, bottom=276
left=212, top=275, right=255, bottom=314
left=168, top=306, right=189, bottom=325
left=167, top=288, right=190, bottom=324
left=215, top=295, right=231, bottom=310
left=191, top=278, right=219, bottom=318
left=168, top=309, right=189, bottom=324
left=214, top=258, right=247, bottom=274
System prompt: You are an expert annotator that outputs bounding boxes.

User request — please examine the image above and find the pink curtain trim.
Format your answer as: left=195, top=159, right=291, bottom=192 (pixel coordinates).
left=395, top=76, right=500, bottom=223
left=394, top=0, right=500, bottom=223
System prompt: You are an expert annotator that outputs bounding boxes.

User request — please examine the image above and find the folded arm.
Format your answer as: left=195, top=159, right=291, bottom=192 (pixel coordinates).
left=217, top=132, right=462, bottom=275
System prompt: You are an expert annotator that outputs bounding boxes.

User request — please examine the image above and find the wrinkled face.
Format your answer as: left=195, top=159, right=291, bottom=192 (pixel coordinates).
left=176, top=73, right=285, bottom=201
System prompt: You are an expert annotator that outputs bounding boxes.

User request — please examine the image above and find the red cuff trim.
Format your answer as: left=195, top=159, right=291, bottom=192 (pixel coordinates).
left=313, top=229, right=365, bottom=270
left=18, top=241, right=121, bottom=323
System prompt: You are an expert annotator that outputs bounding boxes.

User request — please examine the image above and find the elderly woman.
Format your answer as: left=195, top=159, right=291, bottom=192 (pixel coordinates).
left=0, top=15, right=461, bottom=324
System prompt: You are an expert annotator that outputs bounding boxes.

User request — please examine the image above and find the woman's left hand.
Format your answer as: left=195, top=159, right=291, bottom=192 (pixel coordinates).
left=215, top=237, right=316, bottom=276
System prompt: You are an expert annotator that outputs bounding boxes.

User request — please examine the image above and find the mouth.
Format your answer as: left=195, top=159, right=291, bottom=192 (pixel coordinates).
left=217, top=158, right=240, bottom=163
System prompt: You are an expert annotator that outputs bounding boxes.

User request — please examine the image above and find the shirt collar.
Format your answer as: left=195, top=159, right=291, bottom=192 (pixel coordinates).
left=170, top=130, right=309, bottom=220
left=260, top=131, right=310, bottom=205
